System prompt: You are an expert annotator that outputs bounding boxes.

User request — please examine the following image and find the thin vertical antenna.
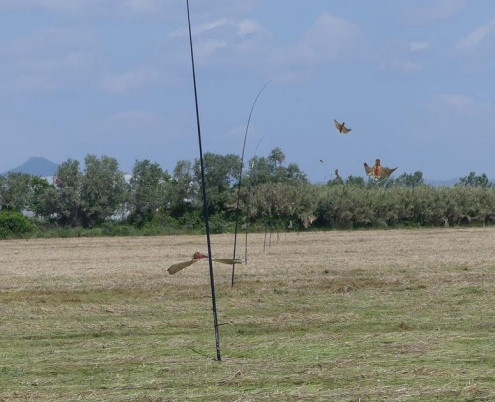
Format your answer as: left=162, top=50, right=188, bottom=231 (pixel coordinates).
left=231, top=81, right=271, bottom=287
left=186, top=0, right=221, bottom=362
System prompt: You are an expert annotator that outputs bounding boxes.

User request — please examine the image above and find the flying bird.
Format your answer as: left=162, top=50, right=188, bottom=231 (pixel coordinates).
left=319, top=159, right=324, bottom=163
left=167, top=252, right=242, bottom=275
left=364, top=159, right=397, bottom=181
left=333, top=119, right=351, bottom=134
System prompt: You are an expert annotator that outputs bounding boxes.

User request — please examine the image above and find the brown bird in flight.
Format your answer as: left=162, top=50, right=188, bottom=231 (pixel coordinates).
left=167, top=252, right=242, bottom=275
left=333, top=119, right=351, bottom=134
left=364, top=159, right=397, bottom=181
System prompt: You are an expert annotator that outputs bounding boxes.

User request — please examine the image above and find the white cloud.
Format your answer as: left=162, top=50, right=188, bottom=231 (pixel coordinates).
left=272, top=69, right=314, bottom=84
left=403, top=0, right=468, bottom=24
left=390, top=59, right=423, bottom=73
left=186, top=0, right=260, bottom=20
left=121, top=0, right=163, bottom=15
left=424, top=93, right=495, bottom=150
left=98, top=110, right=160, bottom=131
left=169, top=19, right=234, bottom=38
left=0, top=0, right=173, bottom=17
left=174, top=18, right=274, bottom=68
left=237, top=19, right=262, bottom=36
left=429, top=94, right=495, bottom=128
left=0, top=27, right=100, bottom=93
left=0, top=0, right=255, bottom=19
left=409, top=41, right=430, bottom=52
left=169, top=12, right=365, bottom=83
left=377, top=40, right=426, bottom=74
left=273, top=13, right=362, bottom=66
left=101, top=66, right=162, bottom=94
left=267, top=13, right=364, bottom=82
left=456, top=19, right=495, bottom=51
left=3, top=26, right=95, bottom=57
left=432, top=93, right=474, bottom=109
left=0, top=0, right=114, bottom=15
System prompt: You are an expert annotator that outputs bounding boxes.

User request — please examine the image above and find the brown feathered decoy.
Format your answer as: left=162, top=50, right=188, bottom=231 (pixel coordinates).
left=333, top=119, right=351, bottom=134
left=364, top=159, right=397, bottom=180
left=167, top=251, right=242, bottom=275
left=303, top=215, right=317, bottom=229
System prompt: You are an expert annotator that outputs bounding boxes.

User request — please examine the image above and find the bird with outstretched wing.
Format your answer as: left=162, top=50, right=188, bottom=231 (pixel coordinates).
left=364, top=159, right=397, bottom=181
left=333, top=119, right=351, bottom=134
left=167, top=252, right=242, bottom=275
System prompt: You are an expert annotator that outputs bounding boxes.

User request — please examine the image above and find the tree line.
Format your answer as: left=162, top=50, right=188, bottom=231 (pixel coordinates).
left=1, top=147, right=495, bottom=238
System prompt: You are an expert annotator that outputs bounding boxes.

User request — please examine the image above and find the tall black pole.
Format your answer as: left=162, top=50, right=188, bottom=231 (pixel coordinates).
left=231, top=81, right=270, bottom=287
left=186, top=0, right=221, bottom=361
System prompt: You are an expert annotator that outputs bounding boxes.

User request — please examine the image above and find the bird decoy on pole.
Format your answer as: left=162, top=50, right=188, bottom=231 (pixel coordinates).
left=168, top=252, right=242, bottom=275
left=364, top=159, right=397, bottom=181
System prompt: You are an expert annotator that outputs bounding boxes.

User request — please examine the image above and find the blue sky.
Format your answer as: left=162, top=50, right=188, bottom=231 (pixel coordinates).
left=0, top=0, right=494, bottom=182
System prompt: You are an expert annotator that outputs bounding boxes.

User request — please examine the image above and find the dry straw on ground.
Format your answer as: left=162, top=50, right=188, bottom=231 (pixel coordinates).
left=1, top=228, right=494, bottom=400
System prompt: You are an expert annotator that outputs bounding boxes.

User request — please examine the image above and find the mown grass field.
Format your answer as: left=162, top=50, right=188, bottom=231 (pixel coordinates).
left=1, top=228, right=495, bottom=400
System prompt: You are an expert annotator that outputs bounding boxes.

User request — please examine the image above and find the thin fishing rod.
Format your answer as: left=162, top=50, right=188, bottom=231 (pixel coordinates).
left=231, top=81, right=271, bottom=287
left=186, top=0, right=221, bottom=362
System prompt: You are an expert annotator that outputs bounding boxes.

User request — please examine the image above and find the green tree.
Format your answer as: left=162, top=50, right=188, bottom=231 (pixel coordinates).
left=193, top=152, right=242, bottom=214
left=327, top=174, right=344, bottom=187
left=55, top=158, right=83, bottom=226
left=246, top=147, right=307, bottom=186
left=128, top=160, right=169, bottom=224
left=0, top=172, right=32, bottom=211
left=170, top=160, right=198, bottom=217
left=457, top=172, right=491, bottom=188
left=392, top=171, right=424, bottom=187
left=29, top=176, right=59, bottom=219
left=80, top=155, right=126, bottom=227
left=345, top=175, right=366, bottom=188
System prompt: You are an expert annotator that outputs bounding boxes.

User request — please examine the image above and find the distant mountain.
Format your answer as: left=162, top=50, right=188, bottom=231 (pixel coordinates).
left=3, top=157, right=59, bottom=177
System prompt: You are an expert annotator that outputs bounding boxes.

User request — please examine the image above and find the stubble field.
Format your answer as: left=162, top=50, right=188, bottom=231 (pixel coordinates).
left=1, top=228, right=495, bottom=400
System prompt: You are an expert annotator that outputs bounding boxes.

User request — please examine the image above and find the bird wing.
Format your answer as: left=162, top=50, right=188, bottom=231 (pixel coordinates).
left=363, top=163, right=373, bottom=176
left=167, top=259, right=198, bottom=275
left=340, top=126, right=351, bottom=134
left=333, top=119, right=342, bottom=130
left=379, top=166, right=398, bottom=178
left=213, top=258, right=242, bottom=265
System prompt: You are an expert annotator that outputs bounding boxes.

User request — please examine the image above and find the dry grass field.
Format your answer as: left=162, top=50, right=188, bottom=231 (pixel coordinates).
left=1, top=228, right=495, bottom=400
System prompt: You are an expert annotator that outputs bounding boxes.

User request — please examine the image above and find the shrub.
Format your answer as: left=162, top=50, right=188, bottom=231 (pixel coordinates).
left=314, top=185, right=495, bottom=229
left=0, top=210, right=36, bottom=239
